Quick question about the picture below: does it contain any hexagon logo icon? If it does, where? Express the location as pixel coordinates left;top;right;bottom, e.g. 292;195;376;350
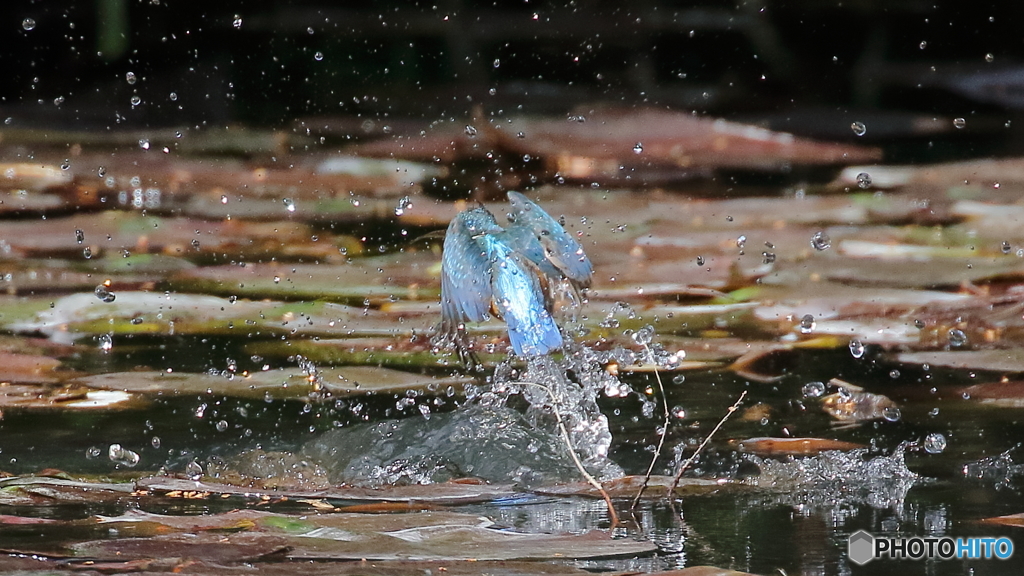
849;530;875;565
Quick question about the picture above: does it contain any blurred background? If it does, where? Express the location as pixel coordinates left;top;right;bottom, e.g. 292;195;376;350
5;0;1023;164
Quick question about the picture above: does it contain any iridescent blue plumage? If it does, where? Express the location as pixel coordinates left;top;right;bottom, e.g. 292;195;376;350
440;203;570;358
506;191;593;289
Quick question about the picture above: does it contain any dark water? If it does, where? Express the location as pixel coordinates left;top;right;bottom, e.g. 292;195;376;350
3;333;1024;575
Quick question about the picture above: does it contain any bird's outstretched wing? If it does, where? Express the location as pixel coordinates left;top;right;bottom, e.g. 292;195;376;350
506;191;593;288
440;208;500;333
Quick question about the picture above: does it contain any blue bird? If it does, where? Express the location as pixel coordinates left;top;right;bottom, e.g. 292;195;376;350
440;206;565;359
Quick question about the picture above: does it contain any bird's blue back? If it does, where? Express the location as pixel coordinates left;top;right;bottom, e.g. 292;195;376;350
480;234;563;356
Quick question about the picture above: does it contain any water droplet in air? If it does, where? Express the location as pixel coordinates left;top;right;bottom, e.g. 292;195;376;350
185;460;204;480
107;444;140;467
919;41;927;49
802;381;825;398
314;51;324;61
139;138;150;150
83;247;92;259
811;231;831;250
125;71;137;85
464;125;478;137
283;198;296;212
151;436;161;448
94;284;115;303
851;121;867;136
948;329;968;347
394;196;412;216
1002;241;1012;254
882;406;902;422
762;251;776;264
75;229;84;244
216;420;229;432
22;18;36;31
953;118;966;129
98;333;113;352
97;166;106;177
985;53;994;63
849;340;865;358
60;160;70;170
799;314;815;333
736;235;746;248
672;374;686;385
856;172;872;188
130;95;141;106
632;324;655;346
671;405;687;419
923;432;947;454
633;142;643;154
695;255;705;266
169;92;178;102
232;15;243;29
890;369;901;379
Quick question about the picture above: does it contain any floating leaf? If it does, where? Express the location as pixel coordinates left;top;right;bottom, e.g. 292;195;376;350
73;366;470;401
732;437;866;456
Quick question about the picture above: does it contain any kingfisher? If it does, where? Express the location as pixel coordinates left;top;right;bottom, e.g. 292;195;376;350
440;193;592;361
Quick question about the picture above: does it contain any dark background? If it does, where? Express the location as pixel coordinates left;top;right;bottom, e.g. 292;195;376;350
5;0;1023;160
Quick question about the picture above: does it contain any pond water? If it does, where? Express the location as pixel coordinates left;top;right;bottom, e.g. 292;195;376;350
3;149;1024;575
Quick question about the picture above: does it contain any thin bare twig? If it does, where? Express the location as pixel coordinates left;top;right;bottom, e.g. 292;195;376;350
668;390;747;497
630;342;671;511
522;381;620;528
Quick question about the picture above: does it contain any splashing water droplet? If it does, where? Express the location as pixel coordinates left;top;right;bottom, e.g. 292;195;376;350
394;196;412;216
856;172;872;188
810;231;831;251
851;121;867;136
802;381;826;398
94;284;116;303
671;405;687;419
633;142;643;154
849;340;865;359
923;433;947;454
98;333;113;352
953;118;966;129
283;198;296;212
882;406;902;422
948;329;968;347
799;314;816;333
632;324;655;346
107;444;140;467
185;460;204;480
232;15;242;29
22;18;36;31
125;71;137;85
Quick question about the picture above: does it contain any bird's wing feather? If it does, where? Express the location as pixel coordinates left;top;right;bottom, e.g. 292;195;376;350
507;191;593;288
440;211;494;328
